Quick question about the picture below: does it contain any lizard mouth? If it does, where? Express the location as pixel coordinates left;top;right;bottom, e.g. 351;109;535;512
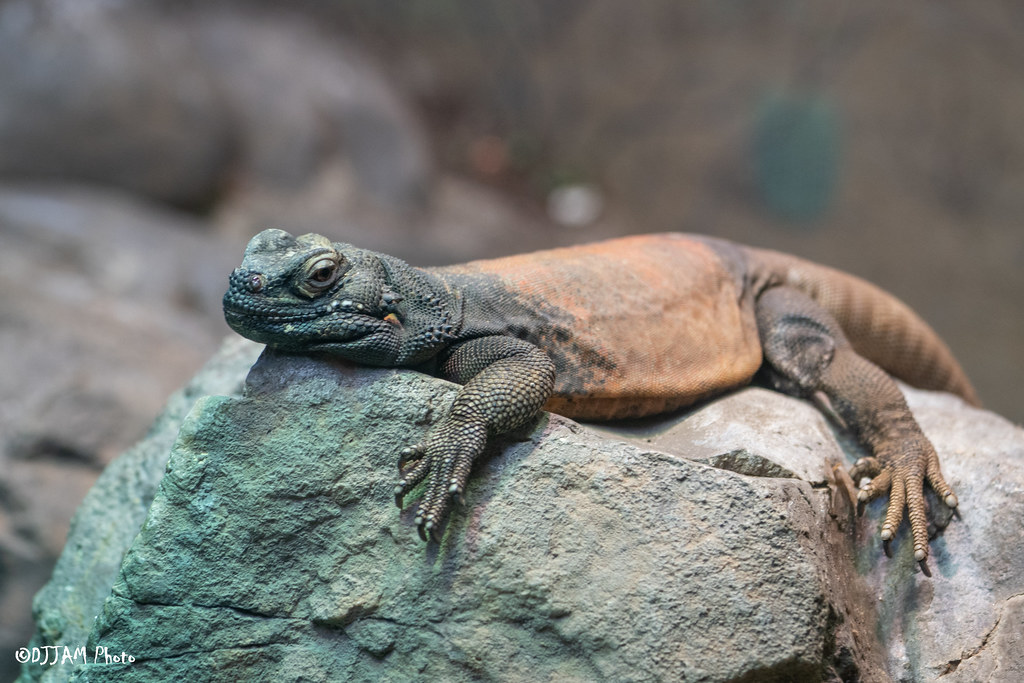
223;294;385;346
223;290;380;323
223;302;323;325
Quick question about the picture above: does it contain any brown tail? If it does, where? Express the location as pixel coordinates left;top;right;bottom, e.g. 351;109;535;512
746;247;980;406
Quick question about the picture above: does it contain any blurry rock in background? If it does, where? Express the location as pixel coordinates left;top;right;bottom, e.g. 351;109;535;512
0;0;429;212
0;183;231;672
1;0;1022;678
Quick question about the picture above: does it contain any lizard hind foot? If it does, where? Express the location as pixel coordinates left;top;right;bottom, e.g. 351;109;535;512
852;440;956;575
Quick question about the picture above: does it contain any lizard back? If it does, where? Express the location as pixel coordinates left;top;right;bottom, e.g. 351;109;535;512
435;234;763;420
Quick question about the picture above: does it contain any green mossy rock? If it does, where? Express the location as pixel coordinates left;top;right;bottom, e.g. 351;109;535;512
22;340;1024;682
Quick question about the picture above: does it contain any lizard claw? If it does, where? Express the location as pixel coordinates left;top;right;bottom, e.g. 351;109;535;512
919;558;932;577
415;516;431;542
850;456;882;518
394;444;431;508
414;507;448;543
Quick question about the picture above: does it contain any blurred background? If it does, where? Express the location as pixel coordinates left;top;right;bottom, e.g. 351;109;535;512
1;0;1021;674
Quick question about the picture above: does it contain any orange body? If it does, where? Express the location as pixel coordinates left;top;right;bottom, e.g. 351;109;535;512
438;234;763;420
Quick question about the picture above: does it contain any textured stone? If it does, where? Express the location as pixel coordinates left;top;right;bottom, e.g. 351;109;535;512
599;386;1024;682
20;348;1024;682
19;337;263;683
0;183;246;679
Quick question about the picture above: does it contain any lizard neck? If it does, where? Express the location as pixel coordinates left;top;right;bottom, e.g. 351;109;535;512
380;255;465;365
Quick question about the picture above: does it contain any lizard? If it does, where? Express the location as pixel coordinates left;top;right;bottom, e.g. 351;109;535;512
223;229;980;575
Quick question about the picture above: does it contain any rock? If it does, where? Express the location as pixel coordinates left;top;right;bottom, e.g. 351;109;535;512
187;6;432;212
19;337;263;683
20;347;1024;681
598;388;1024;681
0;2;229;208
0;182;241;466
0;1;431;211
0;0;561;264
0;182;245;682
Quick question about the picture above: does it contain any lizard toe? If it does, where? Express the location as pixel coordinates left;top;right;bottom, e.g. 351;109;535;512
394;455;431;508
879;466;907;548
415;499;450;543
829;460;859;518
398;444;426;468
925;446;959;509
849;456;882;486
855;467;891;517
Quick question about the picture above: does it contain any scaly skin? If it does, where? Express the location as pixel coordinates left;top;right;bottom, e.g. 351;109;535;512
224;230;978;574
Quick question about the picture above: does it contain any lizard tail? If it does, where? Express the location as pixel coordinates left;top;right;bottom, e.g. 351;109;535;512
747;247;981;407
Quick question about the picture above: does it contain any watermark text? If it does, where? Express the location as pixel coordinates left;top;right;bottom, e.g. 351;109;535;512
15;646;135;667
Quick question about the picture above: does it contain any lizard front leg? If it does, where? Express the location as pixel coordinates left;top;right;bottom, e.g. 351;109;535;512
394;335;556;541
755;287;957;575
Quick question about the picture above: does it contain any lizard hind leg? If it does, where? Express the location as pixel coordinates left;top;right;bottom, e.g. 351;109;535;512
754;286;956;576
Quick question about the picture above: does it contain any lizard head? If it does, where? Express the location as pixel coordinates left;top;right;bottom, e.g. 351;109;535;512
223;229;410;365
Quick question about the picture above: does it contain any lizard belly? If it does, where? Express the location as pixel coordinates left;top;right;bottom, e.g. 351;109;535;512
442;234;763;421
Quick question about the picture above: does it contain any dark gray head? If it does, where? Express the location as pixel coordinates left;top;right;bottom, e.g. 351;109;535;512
223;229;457;366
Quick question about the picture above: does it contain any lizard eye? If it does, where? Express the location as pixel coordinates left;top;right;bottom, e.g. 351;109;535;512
309;260;336;283
297;255;344;296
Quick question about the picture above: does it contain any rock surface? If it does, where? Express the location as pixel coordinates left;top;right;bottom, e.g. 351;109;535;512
19;337;263;683
0;183;245;674
21;344;1024;682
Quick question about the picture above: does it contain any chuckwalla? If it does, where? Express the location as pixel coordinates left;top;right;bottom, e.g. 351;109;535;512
224;230;979;575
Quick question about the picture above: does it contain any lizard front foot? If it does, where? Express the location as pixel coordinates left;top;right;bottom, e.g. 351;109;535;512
393;418;487;542
850;439;958;576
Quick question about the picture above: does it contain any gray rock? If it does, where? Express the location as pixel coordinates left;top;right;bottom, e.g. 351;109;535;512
19;337;263;683
0;1;430;210
0;2;229;208
20;347;1024;682
0;182;246;681
597;388;1024;682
